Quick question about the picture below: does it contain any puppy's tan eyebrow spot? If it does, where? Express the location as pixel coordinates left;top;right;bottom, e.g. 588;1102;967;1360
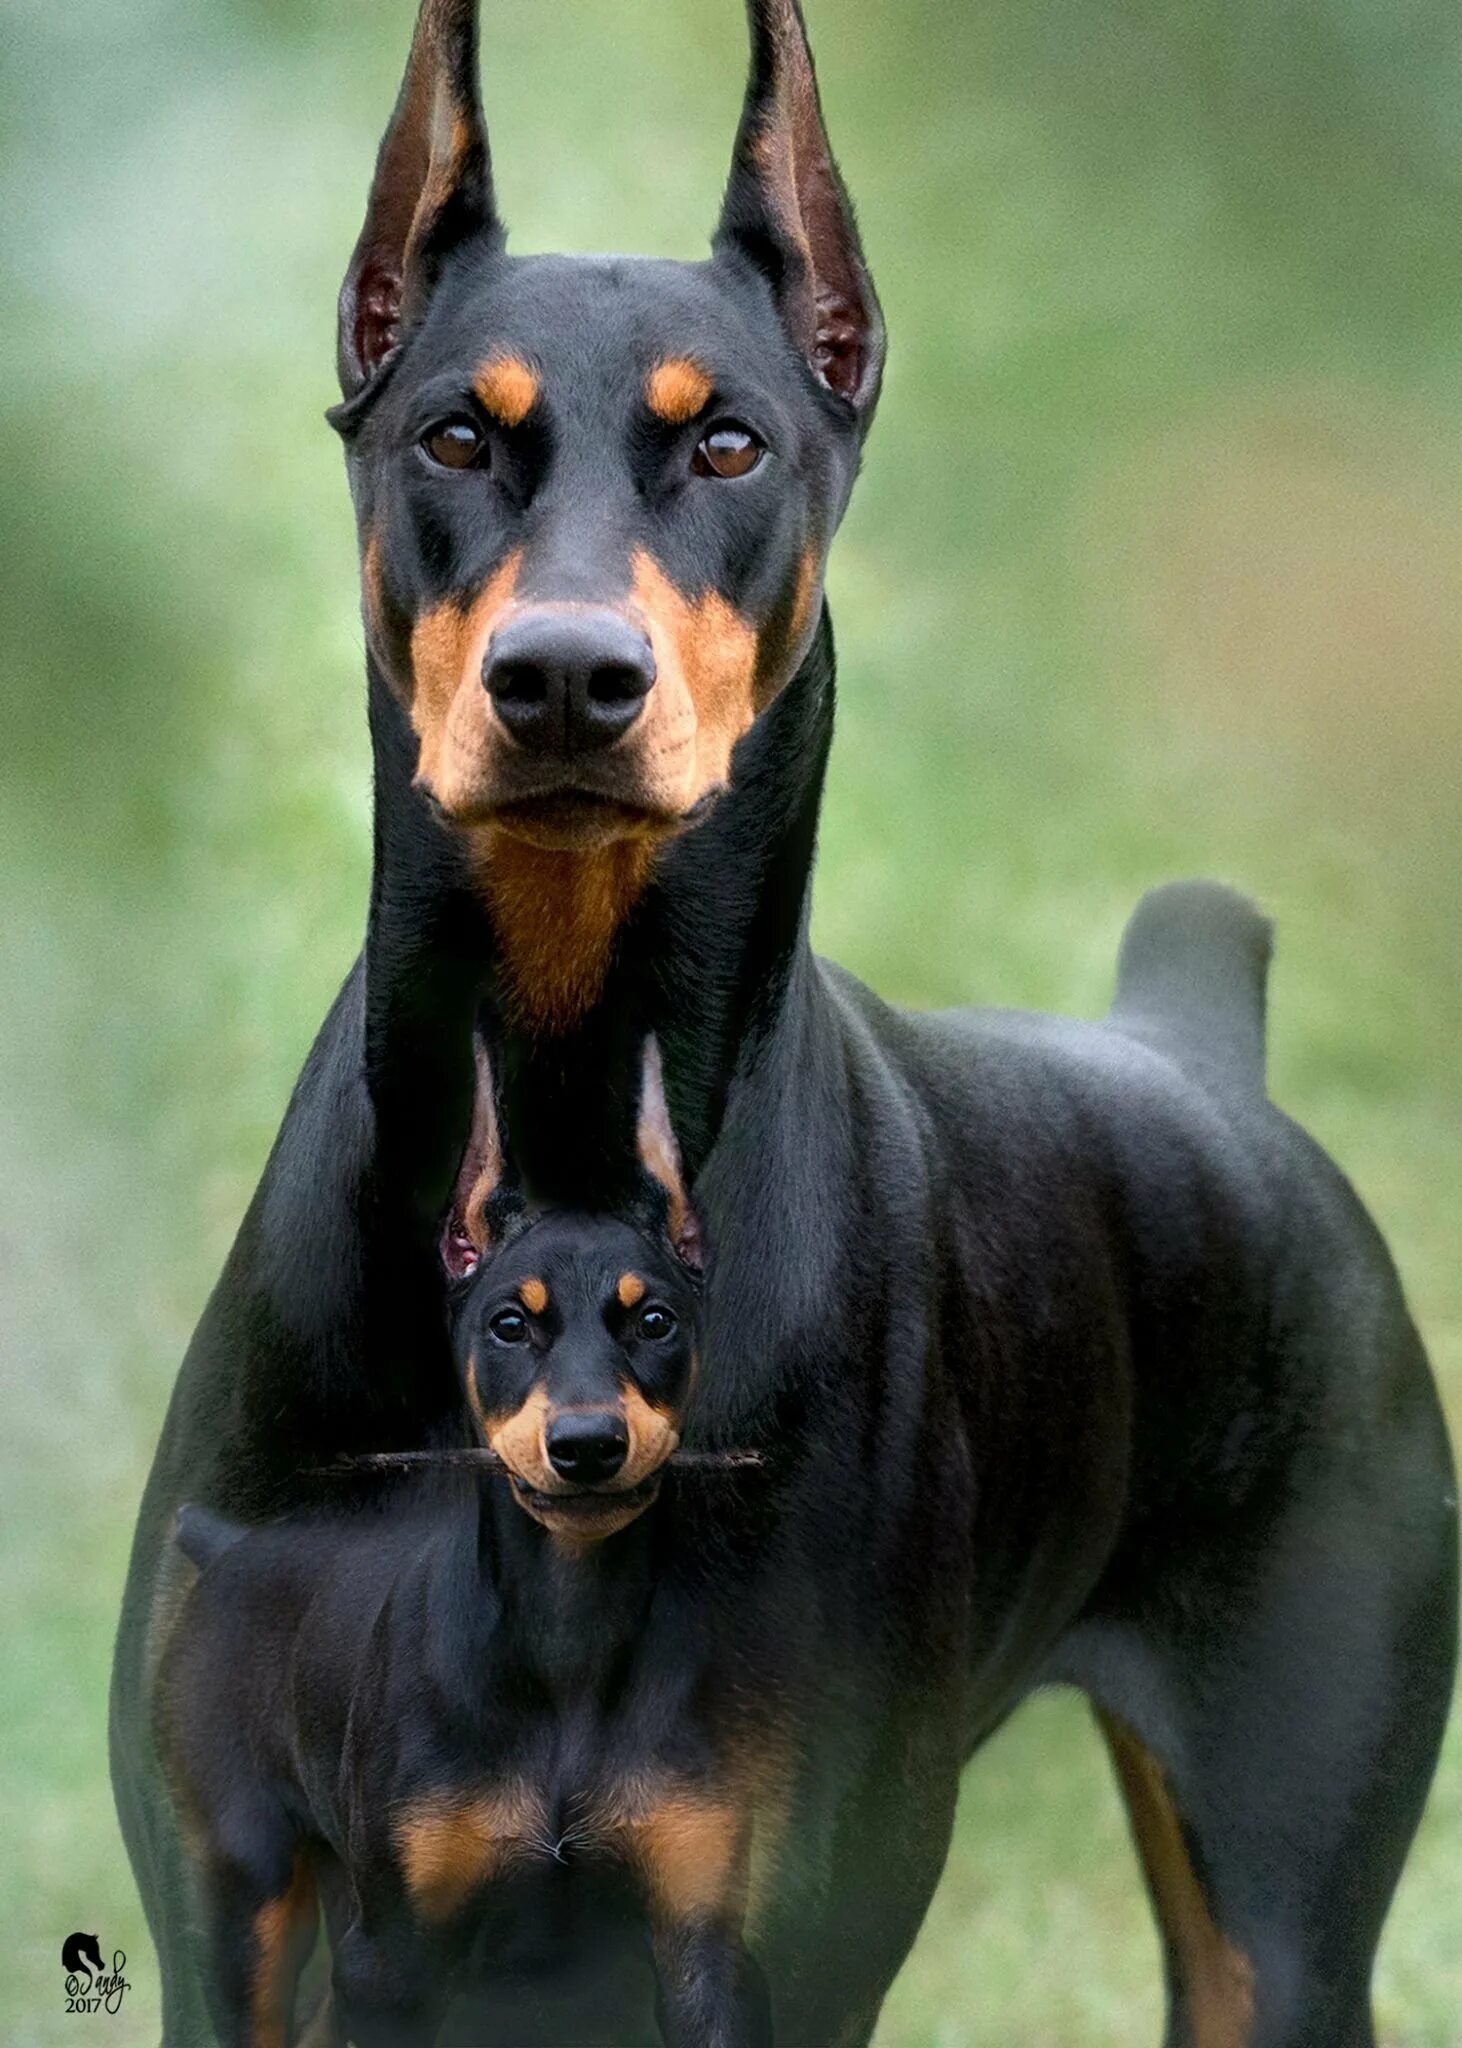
519;1278;549;1315
473;356;539;427
645;357;713;425
617;1272;646;1309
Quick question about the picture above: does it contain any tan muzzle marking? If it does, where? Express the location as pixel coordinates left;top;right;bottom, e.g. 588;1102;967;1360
408;549;525;815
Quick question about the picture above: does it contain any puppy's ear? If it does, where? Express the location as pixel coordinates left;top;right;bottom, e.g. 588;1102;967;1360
636;1037;703;1270
336;0;501;400
713;0;883;419
443;1037;505;1280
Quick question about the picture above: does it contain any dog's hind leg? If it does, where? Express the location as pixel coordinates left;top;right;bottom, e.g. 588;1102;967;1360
1062;1364;1456;2047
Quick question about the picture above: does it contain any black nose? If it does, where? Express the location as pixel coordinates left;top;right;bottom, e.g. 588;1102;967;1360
483;609;655;755
545;1410;630;1486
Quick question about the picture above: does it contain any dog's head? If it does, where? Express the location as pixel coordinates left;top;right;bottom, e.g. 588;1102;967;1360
330;0;882;858
443;1038;704;1542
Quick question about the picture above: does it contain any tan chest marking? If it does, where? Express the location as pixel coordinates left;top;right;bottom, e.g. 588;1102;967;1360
628;1792;744;1924
470;829;656;1034
395;1785;543;1923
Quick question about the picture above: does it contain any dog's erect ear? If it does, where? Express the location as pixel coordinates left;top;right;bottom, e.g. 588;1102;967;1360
714;0;883;417
337;0;501;399
443;1037;506;1280
636;1038;704;1270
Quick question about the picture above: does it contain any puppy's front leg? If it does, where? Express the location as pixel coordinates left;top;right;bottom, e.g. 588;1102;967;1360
653;1922;774;2048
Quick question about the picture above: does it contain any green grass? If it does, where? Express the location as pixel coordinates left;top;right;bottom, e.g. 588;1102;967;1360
1;0;1458;2039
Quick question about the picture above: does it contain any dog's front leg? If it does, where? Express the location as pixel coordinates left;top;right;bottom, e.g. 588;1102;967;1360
652;1922;774;2048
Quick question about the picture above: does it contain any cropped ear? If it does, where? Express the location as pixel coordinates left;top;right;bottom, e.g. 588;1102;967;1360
713;0;883;416
443;1037;506;1280
636;1038;703;1270
337;0;501;399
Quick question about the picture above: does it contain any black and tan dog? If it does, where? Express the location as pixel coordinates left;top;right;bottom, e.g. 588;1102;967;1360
157;1052;780;2048
114;2;1457;2043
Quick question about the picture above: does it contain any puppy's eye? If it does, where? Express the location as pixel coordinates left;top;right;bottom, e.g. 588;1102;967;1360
422;418;487;470
637;1305;677;1342
691;422;763;480
489;1307;528;1344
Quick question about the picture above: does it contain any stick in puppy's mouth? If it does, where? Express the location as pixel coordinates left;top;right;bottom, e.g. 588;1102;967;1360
311;1447;764;1477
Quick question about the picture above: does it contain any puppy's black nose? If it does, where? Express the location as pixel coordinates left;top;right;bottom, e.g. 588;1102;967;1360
483;610;655;755
545;1410;630;1486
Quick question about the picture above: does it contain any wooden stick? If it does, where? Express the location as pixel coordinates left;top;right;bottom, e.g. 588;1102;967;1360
311;1446;764;1478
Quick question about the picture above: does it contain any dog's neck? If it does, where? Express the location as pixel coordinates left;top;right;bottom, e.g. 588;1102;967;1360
362;614;836;1208
466;1473;668;1702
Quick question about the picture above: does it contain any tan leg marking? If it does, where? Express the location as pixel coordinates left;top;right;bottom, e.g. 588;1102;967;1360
646;358;713;425
249;1855;317;2048
1099;1712;1255;2048
473;355;539;428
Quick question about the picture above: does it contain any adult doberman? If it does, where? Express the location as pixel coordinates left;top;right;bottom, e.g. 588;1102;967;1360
112;1;1457;2043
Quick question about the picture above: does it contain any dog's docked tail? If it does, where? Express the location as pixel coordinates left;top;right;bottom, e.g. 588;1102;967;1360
1110;881;1273;1092
174;1504;248;1572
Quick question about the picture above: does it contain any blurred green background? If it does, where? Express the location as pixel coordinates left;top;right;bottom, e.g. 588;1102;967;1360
2;0;1459;2039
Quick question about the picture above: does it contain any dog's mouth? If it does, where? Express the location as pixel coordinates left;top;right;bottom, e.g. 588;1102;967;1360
509;1470;664;1537
431;766;728;850
490;790;675;852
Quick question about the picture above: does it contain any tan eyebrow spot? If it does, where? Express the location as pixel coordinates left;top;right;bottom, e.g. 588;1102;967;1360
617;1271;646;1309
646;357;713;425
473;355;539;427
519;1277;549;1315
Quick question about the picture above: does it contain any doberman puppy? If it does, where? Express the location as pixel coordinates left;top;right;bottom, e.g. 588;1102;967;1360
114;2;1458;2044
158;1051;777;2048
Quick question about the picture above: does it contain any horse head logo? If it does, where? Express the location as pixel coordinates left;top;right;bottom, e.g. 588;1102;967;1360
62;1933;104;1986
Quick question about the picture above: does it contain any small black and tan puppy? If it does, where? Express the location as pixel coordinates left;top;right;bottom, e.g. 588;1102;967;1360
156;1053;768;2048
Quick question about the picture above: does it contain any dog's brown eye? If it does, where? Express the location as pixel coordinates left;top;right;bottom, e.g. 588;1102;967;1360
422;418;486;470
692;423;763;479
489;1307;528;1344
637;1305;677;1341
